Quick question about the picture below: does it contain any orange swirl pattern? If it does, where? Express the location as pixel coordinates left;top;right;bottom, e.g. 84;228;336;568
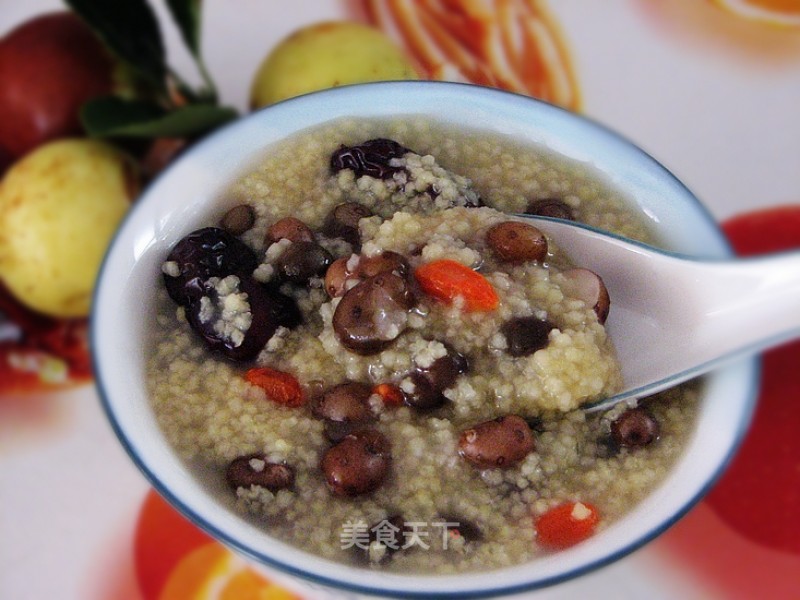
362;0;581;110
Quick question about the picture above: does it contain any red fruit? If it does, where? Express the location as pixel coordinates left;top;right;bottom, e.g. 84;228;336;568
706;205;800;555
0;12;114;158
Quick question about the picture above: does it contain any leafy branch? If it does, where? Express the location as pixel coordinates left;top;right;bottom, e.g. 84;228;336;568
66;0;236;139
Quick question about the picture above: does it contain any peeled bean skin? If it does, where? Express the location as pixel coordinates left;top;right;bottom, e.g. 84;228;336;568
561;268;610;324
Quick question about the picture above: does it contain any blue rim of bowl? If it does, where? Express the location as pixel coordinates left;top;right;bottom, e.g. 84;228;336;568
91;81;760;599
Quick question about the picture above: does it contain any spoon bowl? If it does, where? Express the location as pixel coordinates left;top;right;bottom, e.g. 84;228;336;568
522;216;800;411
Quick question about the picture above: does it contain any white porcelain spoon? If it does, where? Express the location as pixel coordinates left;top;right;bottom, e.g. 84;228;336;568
519;215;800;412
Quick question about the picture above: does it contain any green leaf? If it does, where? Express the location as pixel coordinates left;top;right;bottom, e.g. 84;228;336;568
66;0;167;91
165;0;202;57
81;97;237;138
165;0;218;102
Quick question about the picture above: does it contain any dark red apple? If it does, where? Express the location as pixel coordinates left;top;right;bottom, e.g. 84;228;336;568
0;12;114;158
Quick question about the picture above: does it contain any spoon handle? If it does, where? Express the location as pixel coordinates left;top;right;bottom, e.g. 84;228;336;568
690;251;800;368
589;250;800;412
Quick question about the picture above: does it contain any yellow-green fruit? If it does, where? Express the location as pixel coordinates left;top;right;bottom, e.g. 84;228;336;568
250;21;419;108
0;139;137;318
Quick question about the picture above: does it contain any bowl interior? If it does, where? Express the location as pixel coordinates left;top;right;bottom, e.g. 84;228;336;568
93;81;756;598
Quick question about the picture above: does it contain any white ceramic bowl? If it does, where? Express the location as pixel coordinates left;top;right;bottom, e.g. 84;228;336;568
93;82;757;598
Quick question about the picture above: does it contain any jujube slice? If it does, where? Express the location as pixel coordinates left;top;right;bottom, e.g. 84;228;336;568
163;227;258;306
330;138;410;179
186;277;300;361
404;347;469;411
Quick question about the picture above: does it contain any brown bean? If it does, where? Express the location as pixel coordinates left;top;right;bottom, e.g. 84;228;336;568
323;202;372;246
332;273;415;355
458;415;535;469
220;204;255;235
561;268;610;324
314;382;374;422
525;198;575;221
323;420;370;443
610;407;659;448
486;221;547;264
405;347;469;411
321;429;391;496
500;316;555;357
434;514;483;543
274;241;332;284
325;252;411;299
265;216;315;245
226;454;294;492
